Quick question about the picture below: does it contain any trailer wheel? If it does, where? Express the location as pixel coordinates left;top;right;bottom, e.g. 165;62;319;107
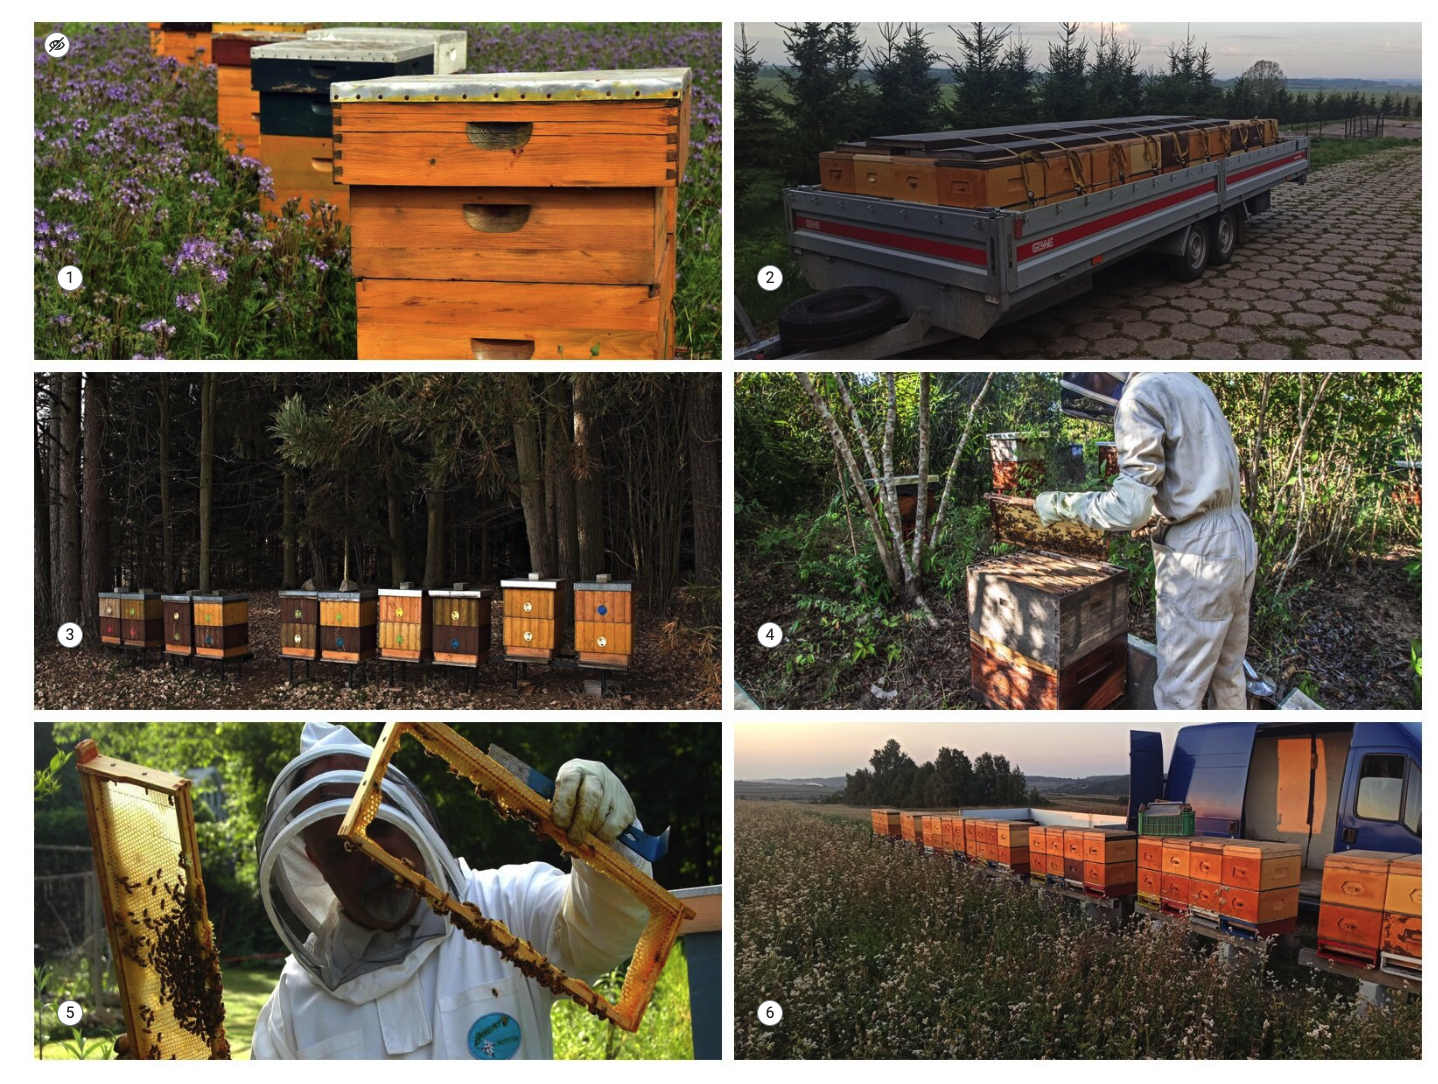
1168;225;1209;283
778;287;899;351
1209;211;1237;266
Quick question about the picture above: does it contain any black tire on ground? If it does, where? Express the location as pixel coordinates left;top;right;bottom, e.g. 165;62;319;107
1209;210;1237;266
778;287;899;352
1167;224;1209;283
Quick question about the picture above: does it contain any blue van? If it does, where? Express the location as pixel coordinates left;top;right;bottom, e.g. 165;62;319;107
1130;723;1421;904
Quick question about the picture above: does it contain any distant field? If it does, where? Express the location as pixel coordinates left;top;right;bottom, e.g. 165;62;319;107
750;797;1126;817
734;781;842;801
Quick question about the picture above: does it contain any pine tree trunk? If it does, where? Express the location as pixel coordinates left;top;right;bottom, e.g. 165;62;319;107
509;375;553;574
550;379;580;584
81;374;111;639
52;373;82;625
386;458;407;584
685;375;721;587
280;375;299;589
572;375;605;578
423;483;445;587
198;374;215;592
34;383;52;633
158;374;173;591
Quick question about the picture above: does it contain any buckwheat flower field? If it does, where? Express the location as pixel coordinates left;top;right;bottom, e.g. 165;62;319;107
735;804;1420;1059
34;22;720;360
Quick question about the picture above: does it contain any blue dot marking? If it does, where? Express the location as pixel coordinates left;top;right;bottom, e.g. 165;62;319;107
467;1012;520;1060
336;636;345;649
451;638;460;650
597;604;608;616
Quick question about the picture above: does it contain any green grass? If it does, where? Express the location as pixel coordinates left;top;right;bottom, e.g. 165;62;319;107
1305;136;1419;171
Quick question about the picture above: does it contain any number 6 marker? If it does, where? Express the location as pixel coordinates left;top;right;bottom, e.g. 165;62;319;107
757;1000;782;1025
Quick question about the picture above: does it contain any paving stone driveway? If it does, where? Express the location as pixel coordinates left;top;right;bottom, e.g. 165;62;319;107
917;145;1421;360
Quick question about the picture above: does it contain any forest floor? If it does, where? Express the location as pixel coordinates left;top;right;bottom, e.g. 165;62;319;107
34;590;721;711
735;538;1420;711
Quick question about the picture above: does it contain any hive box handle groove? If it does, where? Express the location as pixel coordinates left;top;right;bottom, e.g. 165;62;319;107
310;157;333;174
462;204;531;232
466;121;533;150
471;338;536;360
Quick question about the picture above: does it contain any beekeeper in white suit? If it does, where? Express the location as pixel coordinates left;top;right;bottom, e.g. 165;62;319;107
253;722;650;1060
1034;372;1257;709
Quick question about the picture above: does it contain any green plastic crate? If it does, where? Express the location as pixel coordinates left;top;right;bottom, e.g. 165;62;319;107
1137;807;1195;836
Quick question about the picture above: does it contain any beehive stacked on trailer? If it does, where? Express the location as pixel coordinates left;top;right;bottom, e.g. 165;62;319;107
1187;839;1227;921
817;115;1281;212
980;820;1000;863
1042;826;1066;880
1160;838;1193;915
1319;850;1410;967
1218;840;1301;935
162;593;194;658
279;589;319;660
923;816;945;853
212;30;307;155
501;576;565;662
319;588;378;664
151;22;212;66
899;812;925;847
871;809;901;839
249;39;437;221
119;591;163;649
98;591;123;645
1137;836;1166;908
192;592;248;659
993;821;1032;872
968;495;1128;710
378;585;430;662
1380;855;1421;979
430;585;491;667
1083;828;1137;897
574;575;633;670
329;68;690;360
963;818;979;859
1061;827;1087;885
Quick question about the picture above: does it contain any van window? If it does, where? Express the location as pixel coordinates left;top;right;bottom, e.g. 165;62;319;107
1403;764;1420;836
1355;754;1405;821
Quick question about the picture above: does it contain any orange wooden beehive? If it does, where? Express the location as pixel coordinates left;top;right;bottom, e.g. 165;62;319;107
871;809;901;838
118;591;163;648
1137;835;1166;871
923;817;945;852
1081;829;1137;896
501;576;565;662
899;812;925;845
378;585;431;662
574;576;633;670
154;23;212;67
331;68;690;360
212;30;307;155
319;588;378;663
98;590;123;645
1381;855;1421;965
191;591;249;659
161;593;194;657
1189;839;1226;884
279;589;319;660
430;585;491;668
1319;850;1408;966
1221;840;1302;892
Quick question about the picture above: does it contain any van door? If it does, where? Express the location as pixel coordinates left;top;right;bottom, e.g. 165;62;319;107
1340;743;1422;854
1167;724;1257;835
1129;731;1164;827
1244;727;1351;869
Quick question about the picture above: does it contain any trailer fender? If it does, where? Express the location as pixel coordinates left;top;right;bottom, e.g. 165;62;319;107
1150;224;1194;258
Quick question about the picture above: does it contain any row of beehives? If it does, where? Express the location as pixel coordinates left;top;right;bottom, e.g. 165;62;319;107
872;811;1304;934
98;576;633;670
1316;851;1421;979
819;117;1281;210
150;23;688;360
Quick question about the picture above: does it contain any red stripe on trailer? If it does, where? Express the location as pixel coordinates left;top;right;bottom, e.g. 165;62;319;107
792;213;988;267
1227;150;1308;185
1018;180;1217;262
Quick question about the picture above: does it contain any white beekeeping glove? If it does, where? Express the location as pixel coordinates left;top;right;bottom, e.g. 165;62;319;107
552;759;636;847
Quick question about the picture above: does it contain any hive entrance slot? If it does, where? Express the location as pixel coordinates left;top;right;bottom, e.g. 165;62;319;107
462;204;531;232
471;338;535;360
465;121;533;150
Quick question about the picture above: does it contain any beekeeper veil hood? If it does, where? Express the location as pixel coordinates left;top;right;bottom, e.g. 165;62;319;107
258;722;464;997
1060;372;1131;422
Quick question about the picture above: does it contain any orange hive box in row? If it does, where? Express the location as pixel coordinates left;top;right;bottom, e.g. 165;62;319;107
900;812;925;846
871;809;901;838
993;821;1032;871
923;817;945;852
1082;828;1137;897
212;30;307;155
1319;850;1413;967
573;575;633;671
1381;855;1421;977
377;584;430;662
329;68;690;360
429;584;491;669
1187;839;1228;916
501;575;565;663
1041;826;1065;879
1217;840;1301;935
319;588;378;664
149;22;211;67
1137;835;1166;904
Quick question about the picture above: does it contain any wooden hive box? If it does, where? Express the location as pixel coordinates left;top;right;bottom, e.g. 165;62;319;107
1160;839;1193;911
968;495;1128;710
899;812;922;845
1162;838;1193;878
1043;826;1066;857
1382;855;1421;961
501;576;565;661
980;821;998;846
430;584;491;667
1319;851;1409;965
923;817;945;852
212;30;307;155
1138;836;1166;871
938;816;955;853
1137;865;1162;900
872;809;901;838
319;588;378;663
574;575;633;670
1219;884;1299;932
1188;878;1223;914
305;27;468;74
191;591;249;659
995;821;1032;849
161;592;194;657
156;23;212;66
964;819;978;851
378;585;430;661
330;68;691;360
250;39;435;220
818;150;856;193
119;591;163;648
1083;829;1137;865
98;590;123;645
1221;840;1302;892
1189;839;1227;884
950;816;967;855
214;22;323;33
1026;825;1047;855
279;589;319;659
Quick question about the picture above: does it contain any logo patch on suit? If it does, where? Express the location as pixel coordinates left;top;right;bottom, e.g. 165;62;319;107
467;1012;521;1060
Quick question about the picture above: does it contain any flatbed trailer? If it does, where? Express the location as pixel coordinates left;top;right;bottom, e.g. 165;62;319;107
739;137;1309;359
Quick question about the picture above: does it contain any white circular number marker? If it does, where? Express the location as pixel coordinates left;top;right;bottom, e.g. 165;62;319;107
757;622;783;648
45;33;70;58
757;1000;782;1026
58;265;83;291
57;1001;82;1026
57;623;83;648
757;265;783;292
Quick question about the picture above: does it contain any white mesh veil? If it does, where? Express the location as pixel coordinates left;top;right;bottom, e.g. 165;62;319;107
257;723;465;993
